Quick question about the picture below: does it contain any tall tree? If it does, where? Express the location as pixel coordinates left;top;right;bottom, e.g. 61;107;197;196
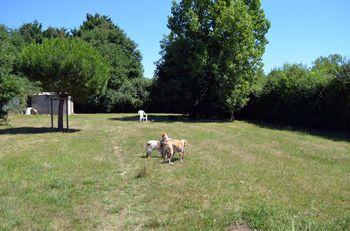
19;20;43;43
153;0;269;119
311;54;346;76
43;27;69;39
74;13;146;112
19;38;110;131
0;25;36;120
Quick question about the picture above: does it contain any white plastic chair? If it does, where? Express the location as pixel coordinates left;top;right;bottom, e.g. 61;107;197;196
138;110;148;122
25;107;38;115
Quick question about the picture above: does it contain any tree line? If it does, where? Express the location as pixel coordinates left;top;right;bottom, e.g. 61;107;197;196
242;55;350;131
0;0;349;131
0;13;150;129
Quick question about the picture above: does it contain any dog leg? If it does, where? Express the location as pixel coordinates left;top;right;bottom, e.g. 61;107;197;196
167;153;173;164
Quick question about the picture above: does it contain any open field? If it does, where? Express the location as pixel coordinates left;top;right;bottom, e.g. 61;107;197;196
0;114;349;230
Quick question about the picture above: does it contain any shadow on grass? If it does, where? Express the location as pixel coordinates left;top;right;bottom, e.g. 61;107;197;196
161;157;181;164
139;154;181;163
109;114;350;142
108;114;231;123
0;127;81;135
140;155;164;159
247;120;350;142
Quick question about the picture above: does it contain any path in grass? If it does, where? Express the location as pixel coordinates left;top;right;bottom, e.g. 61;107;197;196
0;114;349;230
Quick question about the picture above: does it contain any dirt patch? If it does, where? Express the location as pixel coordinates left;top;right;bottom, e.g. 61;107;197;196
228;221;255;231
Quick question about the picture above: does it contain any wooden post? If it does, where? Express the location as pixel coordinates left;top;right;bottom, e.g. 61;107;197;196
66;97;69;131
50;96;54;129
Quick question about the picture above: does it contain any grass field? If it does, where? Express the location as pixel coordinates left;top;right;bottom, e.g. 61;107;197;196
0;114;349;230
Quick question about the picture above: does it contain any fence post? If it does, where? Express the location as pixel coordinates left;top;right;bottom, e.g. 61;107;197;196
50;96;53;129
66;97;69;131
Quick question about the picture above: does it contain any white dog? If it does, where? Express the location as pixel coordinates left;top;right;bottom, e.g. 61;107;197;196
146;133;174;159
146;140;161;158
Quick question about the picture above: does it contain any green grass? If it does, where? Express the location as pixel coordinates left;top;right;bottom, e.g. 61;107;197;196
0;114;349;230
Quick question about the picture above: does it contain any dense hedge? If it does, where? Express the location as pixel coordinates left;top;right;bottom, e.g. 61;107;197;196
242;62;350;131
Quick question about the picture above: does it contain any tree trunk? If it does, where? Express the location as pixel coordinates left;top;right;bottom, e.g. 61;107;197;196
57;98;64;131
230;110;235;121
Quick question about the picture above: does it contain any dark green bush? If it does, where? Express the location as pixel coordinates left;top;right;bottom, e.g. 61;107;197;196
242;62;350;131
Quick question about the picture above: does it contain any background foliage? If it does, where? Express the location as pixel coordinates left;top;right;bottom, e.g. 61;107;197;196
0;7;349;131
241;55;350;131
19;38;110;102
0;25;39;119
73;14;149;112
151;0;270;119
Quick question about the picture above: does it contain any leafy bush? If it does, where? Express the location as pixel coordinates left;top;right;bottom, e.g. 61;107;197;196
242;61;350;131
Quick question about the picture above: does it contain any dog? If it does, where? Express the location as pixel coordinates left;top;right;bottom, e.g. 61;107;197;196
159;133;172;158
162;139;190;164
145;140;161;158
145;133;173;158
161;133;171;142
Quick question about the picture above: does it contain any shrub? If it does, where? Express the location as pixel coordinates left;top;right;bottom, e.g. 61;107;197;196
243;62;350;131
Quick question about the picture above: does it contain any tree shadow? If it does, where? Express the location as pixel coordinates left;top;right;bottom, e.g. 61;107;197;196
247;120;350;142
0;127;81;135
109;114;350;142
108;114;230;123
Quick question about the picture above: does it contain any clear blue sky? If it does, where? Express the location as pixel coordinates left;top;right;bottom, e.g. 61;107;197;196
1;0;349;77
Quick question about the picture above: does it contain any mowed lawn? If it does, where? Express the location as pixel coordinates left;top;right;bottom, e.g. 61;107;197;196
0;114;349;230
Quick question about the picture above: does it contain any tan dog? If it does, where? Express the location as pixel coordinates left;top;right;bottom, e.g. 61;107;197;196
160;133;172;159
162;139;189;164
161;133;171;142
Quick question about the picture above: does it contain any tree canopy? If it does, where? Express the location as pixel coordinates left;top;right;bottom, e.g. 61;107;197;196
311;54;346;76
152;0;270;119
19;20;43;44
19;38;110;100
73;13;147;112
0;25;37;119
18;38;110;130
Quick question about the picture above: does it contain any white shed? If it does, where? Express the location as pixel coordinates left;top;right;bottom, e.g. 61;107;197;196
30;92;74;115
